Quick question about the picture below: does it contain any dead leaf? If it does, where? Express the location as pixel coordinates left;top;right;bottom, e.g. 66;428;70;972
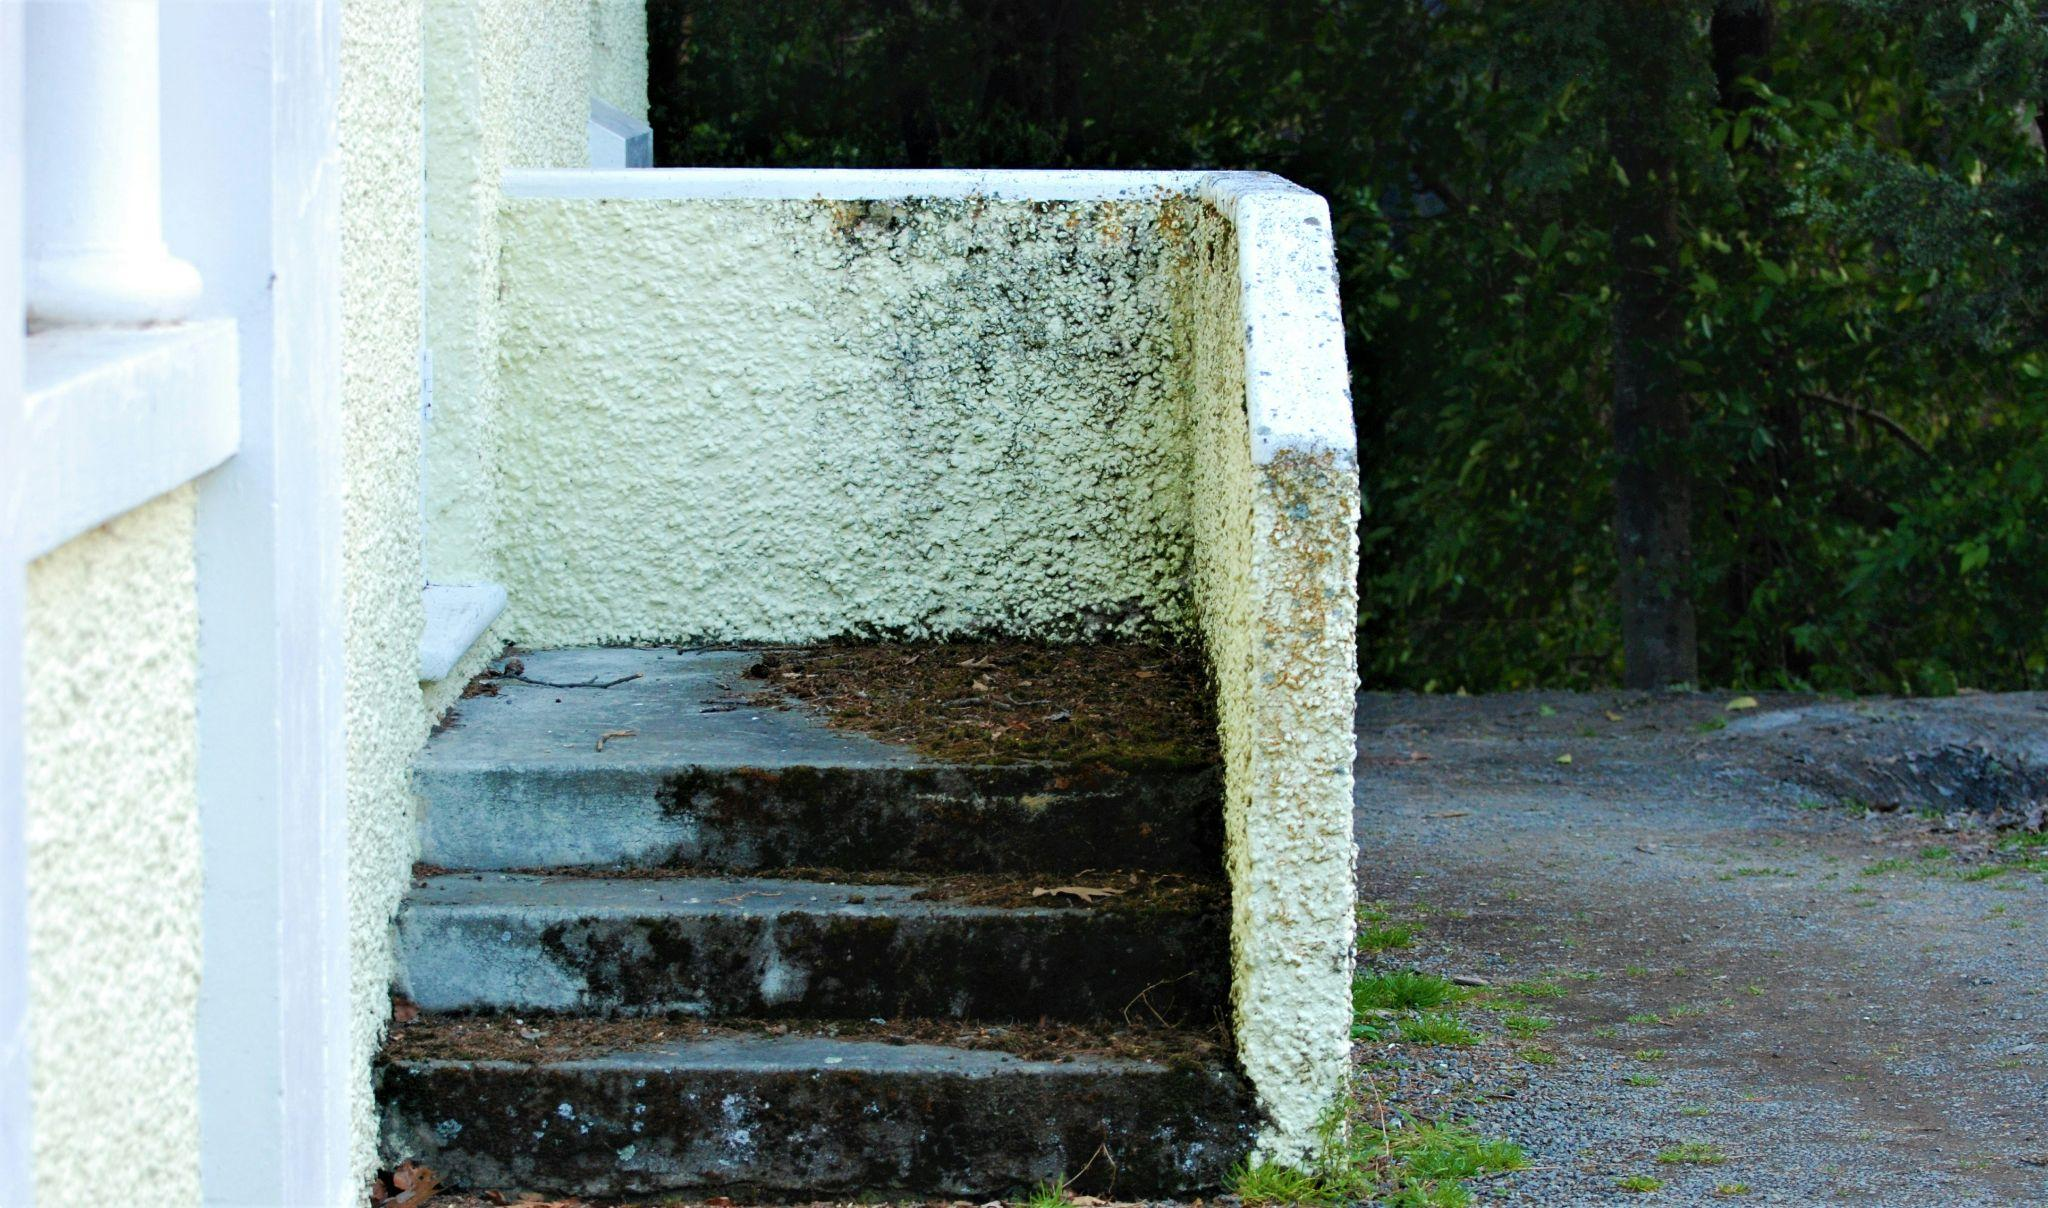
1556;753;1574;764
390;994;419;1026
1725;695;1760;711
706;1198;736;1208
1032;885;1123;904
374;1161;439;1207
1605;710;1624;722
594;729;636;752
1071;1198;1110;1206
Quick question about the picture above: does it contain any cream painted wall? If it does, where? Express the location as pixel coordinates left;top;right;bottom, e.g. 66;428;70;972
493;195;1193;647
422;0;595;588
341;0;428;1188
587;0;648;122
23;487;202;1207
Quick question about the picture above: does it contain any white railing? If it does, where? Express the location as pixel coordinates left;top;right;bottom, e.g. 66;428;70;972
25;0;199;327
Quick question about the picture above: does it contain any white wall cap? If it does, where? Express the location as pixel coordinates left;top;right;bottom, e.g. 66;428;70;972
1197;174;1356;466
23;320;240;559
420;581;506;682
587;98;652;170
502;166;1250;202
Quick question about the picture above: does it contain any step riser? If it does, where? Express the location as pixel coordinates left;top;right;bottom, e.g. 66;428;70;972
378;1055;1254;1198
396;905;1228;1022
417;763;1223;875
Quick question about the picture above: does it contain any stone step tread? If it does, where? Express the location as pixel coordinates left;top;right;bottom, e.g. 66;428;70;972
416;648;1221;875
402;871;1213;917
378;1031;1251;1198
394;873;1228;1021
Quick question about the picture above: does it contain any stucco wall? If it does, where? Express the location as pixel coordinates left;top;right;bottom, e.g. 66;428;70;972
422;0;595;587
341;0;428;1188
23;488;202;1206
493;193;1193;646
587;0;648;122
1171;191;1359;1161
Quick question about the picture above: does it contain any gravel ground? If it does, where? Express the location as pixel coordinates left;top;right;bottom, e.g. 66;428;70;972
1356;689;2047;1206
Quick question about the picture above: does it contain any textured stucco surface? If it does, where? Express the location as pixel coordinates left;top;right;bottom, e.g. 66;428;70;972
422;0;594;587
23;488;202;1206
587;0;648;122
494;195;1193;646
342;0;428;1187
1172;188;1360;1161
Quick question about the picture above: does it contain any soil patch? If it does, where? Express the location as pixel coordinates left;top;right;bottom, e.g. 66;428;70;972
383;1012;1228;1069
739;641;1217;767
412;863;1224;915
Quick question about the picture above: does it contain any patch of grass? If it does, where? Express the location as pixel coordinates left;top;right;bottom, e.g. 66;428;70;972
1502;1014;1554;1038
1523;1048;1559;1065
1716;1182;1753;1195
1400;1013;1479;1047
1394;1123;1529;1182
1617;1174;1665;1192
1666;1002;1710;1018
1356;971;1468;1012
1919;845;1954;861
1625;964;1651;977
1998;830;2048;851
1232;1094;1523;1208
1634;1048;1669;1061
1657;1142;1728;1165
1623;1072;1662;1087
1679;1104;1712;1117
1360;923;1419;952
1743;982;1767;996
1626;1013;1663;1025
1506;978;1568;1000
1957;865;2008;882
1593;1026;1620;1039
1864;857;1915;875
1729;866;1792;877
1695;717;1728;733
1230;1161;1325;1205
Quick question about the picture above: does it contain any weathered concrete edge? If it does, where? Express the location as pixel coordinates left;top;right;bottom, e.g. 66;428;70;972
1195;174;1356;468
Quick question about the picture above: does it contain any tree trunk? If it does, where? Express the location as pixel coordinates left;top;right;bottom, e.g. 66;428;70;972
1605;4;1698;688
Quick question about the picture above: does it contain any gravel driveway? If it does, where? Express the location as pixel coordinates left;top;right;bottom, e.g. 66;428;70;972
1355;690;2047;1206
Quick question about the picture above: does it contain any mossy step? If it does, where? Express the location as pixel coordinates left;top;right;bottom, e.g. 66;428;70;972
394;873;1227;1022
417;647;1221;874
377;1029;1253;1199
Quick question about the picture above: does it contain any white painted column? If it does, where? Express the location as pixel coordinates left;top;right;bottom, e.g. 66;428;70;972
24;0;200;326
2;6;37;1203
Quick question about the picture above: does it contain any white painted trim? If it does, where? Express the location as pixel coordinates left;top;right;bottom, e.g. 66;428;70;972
166;0;353;1200
0;7;37;1202
21;322;240;559
420;582;506;682
1197;174;1357;466
502;166;1230;201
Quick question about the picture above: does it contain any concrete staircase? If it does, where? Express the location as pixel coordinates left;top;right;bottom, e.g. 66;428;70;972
377;648;1252;1199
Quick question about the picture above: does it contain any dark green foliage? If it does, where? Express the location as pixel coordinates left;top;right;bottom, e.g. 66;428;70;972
649;0;2048;692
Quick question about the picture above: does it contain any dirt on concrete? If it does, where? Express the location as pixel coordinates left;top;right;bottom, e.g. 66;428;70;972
740;641;1217;768
1354;689;2046;1206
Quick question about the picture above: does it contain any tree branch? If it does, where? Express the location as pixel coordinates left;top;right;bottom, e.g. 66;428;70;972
1797;389;1937;464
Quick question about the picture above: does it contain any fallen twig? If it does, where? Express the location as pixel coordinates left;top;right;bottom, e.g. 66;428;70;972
507;672;642;690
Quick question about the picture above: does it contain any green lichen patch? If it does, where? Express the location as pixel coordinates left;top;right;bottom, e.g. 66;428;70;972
743;641;1217;768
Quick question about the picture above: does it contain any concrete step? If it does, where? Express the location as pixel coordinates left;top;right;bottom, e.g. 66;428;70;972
378;1028;1252;1199
395;873;1228;1023
416;647;1221;874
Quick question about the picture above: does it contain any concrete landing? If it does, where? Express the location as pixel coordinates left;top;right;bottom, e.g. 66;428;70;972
417;647;1222;873
378;1032;1253;1198
394;873;1228;1022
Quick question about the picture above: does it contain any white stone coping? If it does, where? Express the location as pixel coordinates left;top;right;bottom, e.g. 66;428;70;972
420;581;506;682
499;168;1355;465
22;320;240;560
